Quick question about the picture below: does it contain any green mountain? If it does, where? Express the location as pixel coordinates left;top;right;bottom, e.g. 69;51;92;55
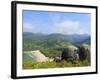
23;32;90;57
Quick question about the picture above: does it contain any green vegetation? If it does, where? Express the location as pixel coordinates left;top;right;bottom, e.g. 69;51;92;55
23;33;71;57
23;53;90;69
23;60;90;69
23;32;91;69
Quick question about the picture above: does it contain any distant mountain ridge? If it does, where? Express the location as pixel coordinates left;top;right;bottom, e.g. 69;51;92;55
23;32;90;45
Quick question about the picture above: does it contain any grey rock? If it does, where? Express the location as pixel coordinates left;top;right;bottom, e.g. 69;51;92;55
54;56;61;62
61;45;79;61
78;44;90;61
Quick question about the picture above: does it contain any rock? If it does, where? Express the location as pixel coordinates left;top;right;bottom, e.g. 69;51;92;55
78;44;90;61
24;50;48;62
61;45;79;61
54;56;61;62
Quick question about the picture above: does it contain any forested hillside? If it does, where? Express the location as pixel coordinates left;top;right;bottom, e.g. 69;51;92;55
23;32;90;57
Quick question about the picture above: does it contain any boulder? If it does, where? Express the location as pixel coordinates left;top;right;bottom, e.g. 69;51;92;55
61;45;79;61
78;44;90;61
24;50;48;62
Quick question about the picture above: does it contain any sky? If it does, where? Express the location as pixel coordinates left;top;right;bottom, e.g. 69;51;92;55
23;10;91;35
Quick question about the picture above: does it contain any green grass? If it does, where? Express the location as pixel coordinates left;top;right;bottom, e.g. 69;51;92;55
23;52;90;69
23;60;90;69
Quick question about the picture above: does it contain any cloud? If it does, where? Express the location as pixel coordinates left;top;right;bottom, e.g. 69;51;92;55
23;22;49;34
23;20;89;35
52;20;87;35
23;23;34;32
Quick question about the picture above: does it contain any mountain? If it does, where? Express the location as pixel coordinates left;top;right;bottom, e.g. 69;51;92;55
23;32;90;45
23;32;71;50
23;32;90;57
64;34;90;45
82;37;90;44
23;32;45;39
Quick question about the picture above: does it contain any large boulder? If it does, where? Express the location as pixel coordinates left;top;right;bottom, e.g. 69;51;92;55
61;45;79;61
78;44;90;61
24;50;48;62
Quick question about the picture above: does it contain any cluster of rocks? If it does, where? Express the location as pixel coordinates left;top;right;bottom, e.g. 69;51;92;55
24;44;90;63
55;44;90;62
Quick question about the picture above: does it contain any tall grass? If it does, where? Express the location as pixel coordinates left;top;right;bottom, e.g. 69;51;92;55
23;60;90;69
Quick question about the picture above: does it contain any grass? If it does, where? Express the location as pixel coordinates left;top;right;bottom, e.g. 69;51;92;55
23;53;91;69
23;60;90;69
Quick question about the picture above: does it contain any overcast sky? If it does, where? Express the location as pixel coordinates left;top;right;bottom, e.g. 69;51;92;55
23;10;91;35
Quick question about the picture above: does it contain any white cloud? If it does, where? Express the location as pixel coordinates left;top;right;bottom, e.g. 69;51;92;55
52;20;87;35
23;20;89;35
23;23;34;32
23;23;48;34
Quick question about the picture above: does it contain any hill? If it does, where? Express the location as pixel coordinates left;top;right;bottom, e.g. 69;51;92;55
23;32;90;57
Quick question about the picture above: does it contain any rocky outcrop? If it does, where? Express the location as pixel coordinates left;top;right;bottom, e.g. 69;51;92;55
24;44;90;63
61;44;90;62
78;44;90;61
61;45;79;61
24;50;48;62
